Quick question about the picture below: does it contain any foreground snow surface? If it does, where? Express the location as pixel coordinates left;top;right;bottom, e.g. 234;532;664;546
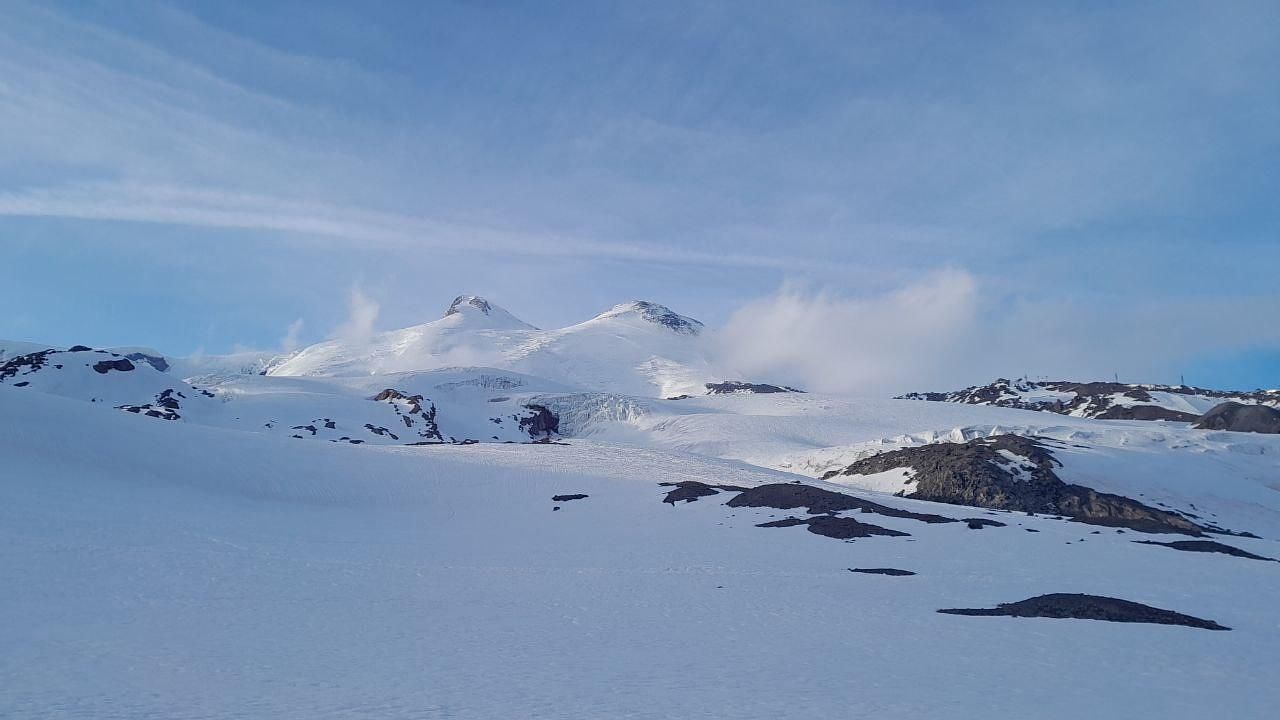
3;387;1280;719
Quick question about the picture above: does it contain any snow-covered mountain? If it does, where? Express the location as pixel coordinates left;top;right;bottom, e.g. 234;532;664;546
4;298;1280;718
270;295;718;398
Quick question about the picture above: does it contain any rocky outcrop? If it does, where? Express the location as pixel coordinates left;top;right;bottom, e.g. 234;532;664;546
371;388;443;441
0;349;56;381
123;352;169;372
849;568;916;576
92;358;136;374
757;515;909;540
629;301;703;335
117;389;186;420
518;404;560;439
724;483;956;524
938;593;1229;630
551;494;588;502
1194;402;1280;434
705;381;805;395
1096;405;1198;422
660;481;747;504
827;435;1205;535
445;295;494;316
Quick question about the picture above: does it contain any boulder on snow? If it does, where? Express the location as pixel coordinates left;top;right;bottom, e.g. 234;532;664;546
1193;402;1280;434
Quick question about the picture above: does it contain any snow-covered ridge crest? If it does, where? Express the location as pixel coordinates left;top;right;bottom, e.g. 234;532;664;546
899;377;1280;421
591;300;704;335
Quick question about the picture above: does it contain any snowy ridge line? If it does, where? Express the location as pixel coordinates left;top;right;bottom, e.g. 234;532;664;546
900;377;1280;421
264;295;722;397
772;421;1279;480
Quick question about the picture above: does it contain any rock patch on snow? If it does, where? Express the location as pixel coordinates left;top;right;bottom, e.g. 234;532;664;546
1134;540;1276;562
92;358;136;374
724;483;956;524
705;381;804;395
758;515;909;540
938;593;1230;630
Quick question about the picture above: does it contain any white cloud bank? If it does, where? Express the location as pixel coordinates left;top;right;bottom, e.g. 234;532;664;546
714;271;1280;395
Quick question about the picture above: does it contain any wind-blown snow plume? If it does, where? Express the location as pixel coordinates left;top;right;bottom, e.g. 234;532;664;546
332;287;380;345
280;318;305;352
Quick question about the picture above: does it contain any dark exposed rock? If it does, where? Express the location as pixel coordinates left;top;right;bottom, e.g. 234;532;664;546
13;381;28;387
966;518;1006;529
849;567;916;576
828;435;1205;536
518;404;559;439
666;394;694;400
705;381;805;395
725;483;956;523
661;481;953;542
757;515;909;540
364;423;400;440
552;494;589;502
938;593;1229;630
1;349;56;381
659;480;747;505
155;389;180;409
67;345;93;352
625;301;703;335
372;388;442;442
123;352;169;372
445;295;494;316
92;358;135;374
1096;405;1199;422
115;388;186;421
1193;402;1280;434
1134;540;1276;562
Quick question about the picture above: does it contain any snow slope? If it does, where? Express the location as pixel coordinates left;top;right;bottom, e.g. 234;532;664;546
5;297;1280;718
3;385;1280;719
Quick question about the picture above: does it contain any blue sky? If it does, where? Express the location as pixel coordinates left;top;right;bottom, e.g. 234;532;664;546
1;0;1277;390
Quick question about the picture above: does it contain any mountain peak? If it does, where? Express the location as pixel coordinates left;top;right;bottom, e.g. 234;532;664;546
596;301;704;335
445;295;495;318
440;295;536;331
